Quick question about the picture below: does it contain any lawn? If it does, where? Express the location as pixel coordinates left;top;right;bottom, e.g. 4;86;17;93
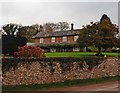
45;52;120;57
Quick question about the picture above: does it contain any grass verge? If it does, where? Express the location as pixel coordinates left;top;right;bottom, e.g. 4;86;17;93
3;76;120;91
45;52;120;57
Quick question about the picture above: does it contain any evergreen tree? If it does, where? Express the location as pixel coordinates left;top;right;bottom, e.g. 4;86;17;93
77;14;119;53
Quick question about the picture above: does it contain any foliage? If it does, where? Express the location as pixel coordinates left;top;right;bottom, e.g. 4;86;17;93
95;14;118;52
2;56;103;72
2;35;27;54
43;22;57;32
2;22;70;43
43;22;70;31
14;45;45;57
2;23;38;42
17;26;38;42
2;23;22;35
77;23;97;48
77;14;119;53
57;22;69;31
41;44;79;48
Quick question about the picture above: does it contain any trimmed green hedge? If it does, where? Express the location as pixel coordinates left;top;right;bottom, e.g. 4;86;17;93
2;57;104;72
40;44;80;49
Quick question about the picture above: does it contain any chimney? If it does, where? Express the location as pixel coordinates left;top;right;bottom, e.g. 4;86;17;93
71;23;74;30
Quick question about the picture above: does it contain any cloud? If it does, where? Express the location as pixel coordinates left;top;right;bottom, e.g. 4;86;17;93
0;0;119;2
1;2;118;29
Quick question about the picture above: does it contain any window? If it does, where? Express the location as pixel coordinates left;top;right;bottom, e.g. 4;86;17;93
74;36;79;41
40;38;43;43
51;37;55;42
63;36;67;42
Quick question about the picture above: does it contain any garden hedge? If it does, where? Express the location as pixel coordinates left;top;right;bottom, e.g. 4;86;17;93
2;57;104;72
2;35;27;54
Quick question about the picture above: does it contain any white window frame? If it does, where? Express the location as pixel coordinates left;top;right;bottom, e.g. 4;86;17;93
74;35;79;41
63;36;67;42
51;37;55;43
40;38;43;43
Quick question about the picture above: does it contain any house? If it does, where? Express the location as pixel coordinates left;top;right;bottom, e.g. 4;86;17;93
32;24;81;52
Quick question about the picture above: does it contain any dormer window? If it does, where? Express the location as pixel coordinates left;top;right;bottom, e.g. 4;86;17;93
51;37;55;42
63;36;67;42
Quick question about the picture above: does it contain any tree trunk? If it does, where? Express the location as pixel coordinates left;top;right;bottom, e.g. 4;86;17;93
98;47;101;53
85;47;88;52
104;48;108;52
86;47;88;52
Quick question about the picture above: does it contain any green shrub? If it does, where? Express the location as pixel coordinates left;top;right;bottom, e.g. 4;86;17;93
2;35;27;55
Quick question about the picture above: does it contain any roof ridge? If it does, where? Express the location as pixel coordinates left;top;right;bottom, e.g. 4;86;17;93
32;29;80;38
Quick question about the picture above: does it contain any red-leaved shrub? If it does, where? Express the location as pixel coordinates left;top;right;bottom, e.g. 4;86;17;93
14;45;45;57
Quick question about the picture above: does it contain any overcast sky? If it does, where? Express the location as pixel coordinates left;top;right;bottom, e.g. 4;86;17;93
0;1;118;29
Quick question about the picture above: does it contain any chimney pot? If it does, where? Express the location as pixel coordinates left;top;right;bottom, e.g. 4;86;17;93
71;23;74;30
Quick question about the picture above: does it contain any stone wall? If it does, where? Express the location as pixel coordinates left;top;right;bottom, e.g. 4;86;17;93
2;57;119;85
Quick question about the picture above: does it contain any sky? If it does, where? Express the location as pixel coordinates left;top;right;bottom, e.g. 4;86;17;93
0;0;118;30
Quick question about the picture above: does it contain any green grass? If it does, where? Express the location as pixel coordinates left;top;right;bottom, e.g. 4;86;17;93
103;52;120;57
45;52;120;57
3;76;120;91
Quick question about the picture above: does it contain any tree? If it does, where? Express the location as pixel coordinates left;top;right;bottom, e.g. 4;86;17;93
43;22;69;32
17;25;38;42
31;24;44;33
2;23;27;54
57;22;69;31
43;22;57;32
77;14;119;53
2;23;21;35
77;22;98;51
95;14;118;53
